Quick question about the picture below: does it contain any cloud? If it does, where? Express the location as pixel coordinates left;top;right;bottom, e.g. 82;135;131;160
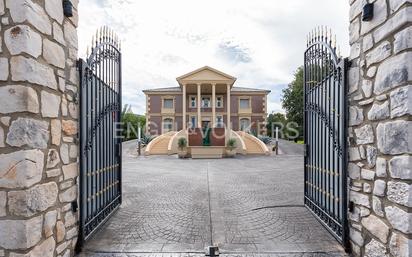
78;0;349;115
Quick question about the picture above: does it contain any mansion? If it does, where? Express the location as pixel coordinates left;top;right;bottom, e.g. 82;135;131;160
143;66;270;135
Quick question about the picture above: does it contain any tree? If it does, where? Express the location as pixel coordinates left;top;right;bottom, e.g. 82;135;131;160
121;110;146;141
281;67;304;139
266;112;286;138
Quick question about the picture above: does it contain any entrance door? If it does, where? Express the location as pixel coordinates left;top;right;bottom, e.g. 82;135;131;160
77;27;122;249
303;30;349;248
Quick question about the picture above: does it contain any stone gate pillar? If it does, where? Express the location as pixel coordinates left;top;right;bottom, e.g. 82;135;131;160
0;0;79;256
348;0;411;256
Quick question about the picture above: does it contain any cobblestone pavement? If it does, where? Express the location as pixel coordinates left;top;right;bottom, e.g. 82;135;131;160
80;142;346;256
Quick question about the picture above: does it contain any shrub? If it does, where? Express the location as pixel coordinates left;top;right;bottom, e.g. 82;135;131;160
141;134;155;146
227;138;237;150
177;137;187;150
258;135;273;145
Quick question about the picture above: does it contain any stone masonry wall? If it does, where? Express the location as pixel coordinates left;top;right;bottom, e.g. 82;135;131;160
348;0;411;256
0;1;79;257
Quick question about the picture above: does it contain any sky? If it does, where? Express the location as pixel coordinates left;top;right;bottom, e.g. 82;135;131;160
78;0;350;115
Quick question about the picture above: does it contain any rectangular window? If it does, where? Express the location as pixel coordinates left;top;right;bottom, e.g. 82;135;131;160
239;99;250;109
190;96;196;108
216;96;223;108
163;99;174;109
202;97;211;108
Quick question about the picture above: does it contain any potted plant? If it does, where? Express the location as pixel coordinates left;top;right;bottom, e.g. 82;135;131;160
177;137;188;158
226;138;237;157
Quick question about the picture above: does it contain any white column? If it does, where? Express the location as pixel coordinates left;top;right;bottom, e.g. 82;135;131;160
226;83;231;130
182;83;186;130
197;83;201;128
212;83;216;128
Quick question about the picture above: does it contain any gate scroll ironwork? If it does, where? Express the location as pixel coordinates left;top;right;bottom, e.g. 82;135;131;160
77;26;122;247
303;27;349;249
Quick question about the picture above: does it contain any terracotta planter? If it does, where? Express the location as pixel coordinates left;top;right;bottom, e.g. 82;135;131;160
226;148;236;157
178;149;187;158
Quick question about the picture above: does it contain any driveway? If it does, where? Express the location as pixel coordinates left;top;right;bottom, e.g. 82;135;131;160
79;141;346;256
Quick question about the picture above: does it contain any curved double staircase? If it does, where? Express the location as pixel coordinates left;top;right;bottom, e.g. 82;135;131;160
145;129;269;156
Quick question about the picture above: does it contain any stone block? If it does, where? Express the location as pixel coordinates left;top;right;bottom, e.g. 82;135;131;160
62;163;78;180
361;215;390;243
64;21;78;49
44;210;57;237
51;119;61;146
349;162;361;179
394;26;412;54
45;0;64;24
349;106;364;126
373;180;386;196
385;205;412;233
377;120;411;155
365;41;391;67
354;124;374;145
350;190;370;208
41;91;61;118
53;22;66;45
390;85;412;118
6;118;49;149
11;56;57;89
4;25;42;57
389;232;411;257
0;57;8;81
375;157;387;177
350;228;364;246
374;52;412;95
43;38;65;69
389;155;412;179
0;85;39;114
6;0;52;35
372;196;384;217
9;236;55;257
374;6;412;43
59;185;77;203
387;181;411;207
62;120;77;136
46;168;61;178
0;191;6;216
366;146;377;168
8;182;58;217
0;216;42;249
365;239;389;257
0;149;43;188
56;221;66;243
361;169;375;180
367;101;389;120
46;149;60;169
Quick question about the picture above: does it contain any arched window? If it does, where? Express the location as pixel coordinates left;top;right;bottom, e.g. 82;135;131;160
240;118;251;132
162;118;173;132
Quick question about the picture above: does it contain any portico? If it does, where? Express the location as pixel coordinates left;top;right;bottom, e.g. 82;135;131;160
176;66;236;130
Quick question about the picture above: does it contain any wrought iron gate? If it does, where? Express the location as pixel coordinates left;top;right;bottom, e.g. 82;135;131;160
78;27;122;246
303;28;349;248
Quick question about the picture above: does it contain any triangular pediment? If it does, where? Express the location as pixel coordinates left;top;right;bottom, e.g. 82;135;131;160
176;66;236;83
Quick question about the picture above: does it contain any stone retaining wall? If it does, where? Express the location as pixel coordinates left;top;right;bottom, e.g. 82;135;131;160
0;0;79;257
348;0;411;256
